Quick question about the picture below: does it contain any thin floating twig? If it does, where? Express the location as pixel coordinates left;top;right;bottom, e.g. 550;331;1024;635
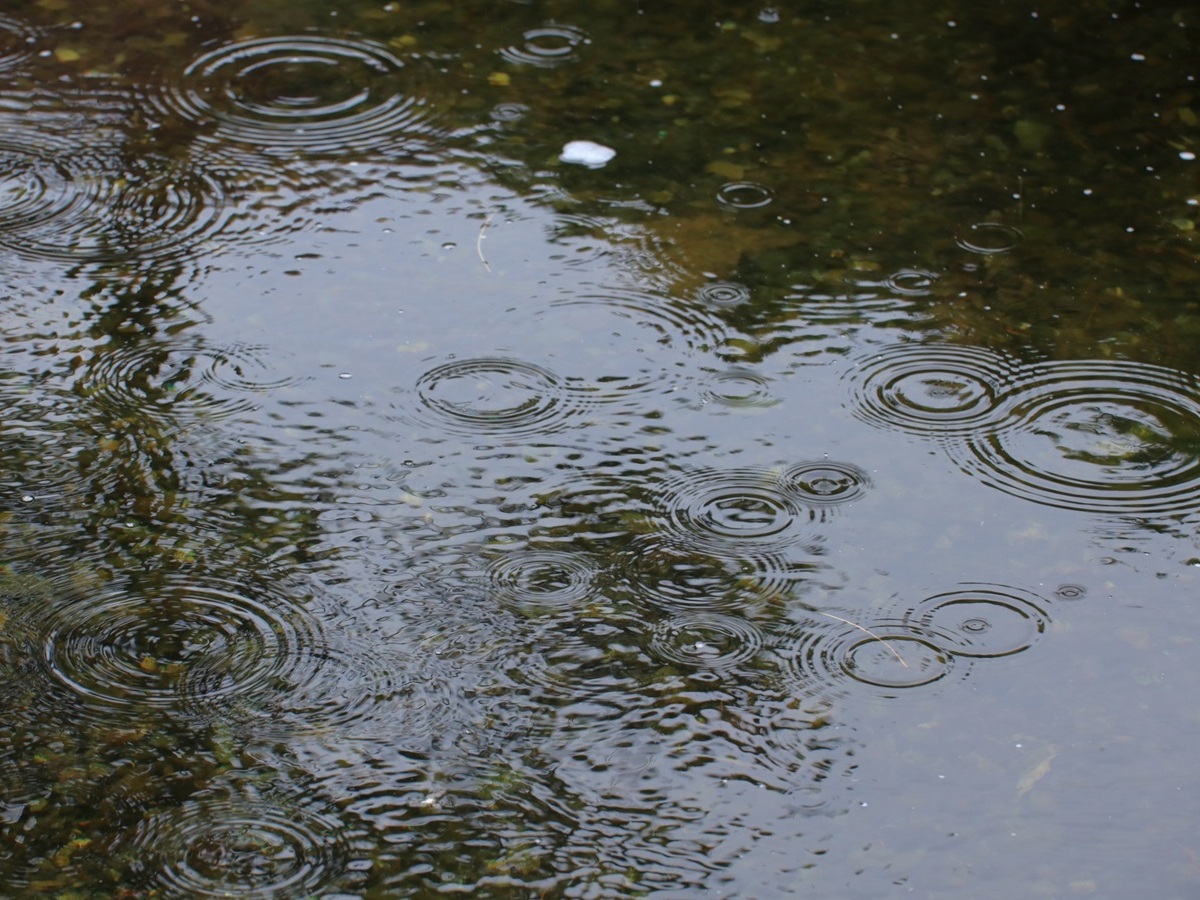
476;213;493;272
816;611;909;668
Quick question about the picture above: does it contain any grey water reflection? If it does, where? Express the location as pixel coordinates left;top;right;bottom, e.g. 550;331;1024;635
0;0;1198;896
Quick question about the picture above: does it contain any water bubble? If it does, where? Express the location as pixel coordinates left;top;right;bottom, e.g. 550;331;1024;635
904;583;1050;658
648;612;766;670
844;342;1019;440
498;23;590;67
954;221;1023;254
953;359;1200;514
147;35;441;157
716;181;775;209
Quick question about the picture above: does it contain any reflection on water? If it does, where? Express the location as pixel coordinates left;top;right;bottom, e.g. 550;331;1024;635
0;0;1198;895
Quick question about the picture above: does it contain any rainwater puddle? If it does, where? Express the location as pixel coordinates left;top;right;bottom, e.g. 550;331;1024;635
0;1;1199;897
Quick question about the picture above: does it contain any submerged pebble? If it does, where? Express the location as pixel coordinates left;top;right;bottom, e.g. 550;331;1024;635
560;140;616;168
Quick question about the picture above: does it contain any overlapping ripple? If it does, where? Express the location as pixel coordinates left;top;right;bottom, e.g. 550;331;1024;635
617;533;813;614
0;14;41;73
653;466;817;553
506;612;649;705
951;359;1200;515
0;130;239;264
75;342;303;427
37;577;324;724
844;342;1020;439
776;615;964;700
124;785;349;897
903;583;1050;658
147;35;441;156
648;612;767;670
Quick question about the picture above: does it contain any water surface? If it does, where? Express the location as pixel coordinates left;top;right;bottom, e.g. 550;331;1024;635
1;0;1199;896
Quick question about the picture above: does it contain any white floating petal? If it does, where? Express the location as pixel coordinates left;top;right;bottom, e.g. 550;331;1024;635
560;140;616;168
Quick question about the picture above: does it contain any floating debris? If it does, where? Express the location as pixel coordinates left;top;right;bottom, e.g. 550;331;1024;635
560;139;616;168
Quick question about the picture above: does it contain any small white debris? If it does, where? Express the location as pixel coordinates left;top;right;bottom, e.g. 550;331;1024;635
560;140;616;168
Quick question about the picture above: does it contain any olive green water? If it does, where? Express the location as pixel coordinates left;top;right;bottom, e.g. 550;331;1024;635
0;0;1198;896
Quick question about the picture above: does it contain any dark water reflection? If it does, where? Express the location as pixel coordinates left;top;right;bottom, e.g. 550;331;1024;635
0;0;1199;895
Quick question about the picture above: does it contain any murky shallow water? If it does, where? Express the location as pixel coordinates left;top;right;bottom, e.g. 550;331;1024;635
1;0;1199;896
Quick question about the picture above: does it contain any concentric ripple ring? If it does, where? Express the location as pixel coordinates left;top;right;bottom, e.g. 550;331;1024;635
904;583;1050;658
150;35;438;155
412;356;580;437
844;342;1020;440
954;359;1200;514
125;788;347;897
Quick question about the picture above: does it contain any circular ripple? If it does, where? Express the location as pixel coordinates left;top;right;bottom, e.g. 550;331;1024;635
488;549;597;612
618;534;806;614
498;23;589;67
955;359;1200;514
200;343;305;394
955;221;1023;254
885;268;939;296
845;342;1019;439
38;579;322;722
507;613;648;704
696;280;751;307
656;466;815;552
0;137;237;264
716;181;774;209
0;15;41;73
780;460;870;507
548;286;730;357
777;616;963;698
649;613;766;670
1055;583;1086;600
537;287;725;404
413;356;580;437
76;343;281;427
186;630;469;741
904;583;1049;658
490;101;529;122
697;367;778;408
150;35;439;156
126;788;346;897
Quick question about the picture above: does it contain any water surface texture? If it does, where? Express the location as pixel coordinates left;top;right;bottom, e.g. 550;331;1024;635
0;0;1199;896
